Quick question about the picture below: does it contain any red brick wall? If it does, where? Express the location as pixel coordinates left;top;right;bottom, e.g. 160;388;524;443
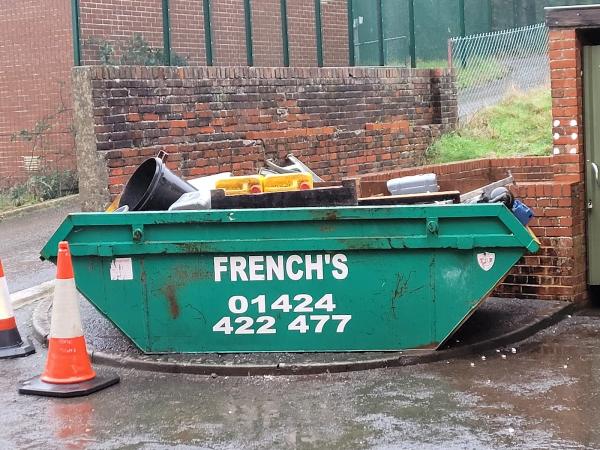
0;0;351;187
79;0;164;64
75;65;456;200
358;156;586;302
0;0;76;187
251;0;284;67
170;0;206;65
211;0;248;66
287;0;318;66
507;179;585;301
322;0;349;66
545;23;589;301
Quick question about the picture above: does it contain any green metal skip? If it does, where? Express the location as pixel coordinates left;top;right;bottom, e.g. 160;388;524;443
41;204;539;354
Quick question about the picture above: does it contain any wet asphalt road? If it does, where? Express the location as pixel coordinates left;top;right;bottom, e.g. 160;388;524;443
3;303;600;449
0;197;80;291
2;200;600;448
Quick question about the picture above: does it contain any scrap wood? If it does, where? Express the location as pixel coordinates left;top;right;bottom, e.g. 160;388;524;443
460;173;514;203
358;191;461;206
211;180;357;209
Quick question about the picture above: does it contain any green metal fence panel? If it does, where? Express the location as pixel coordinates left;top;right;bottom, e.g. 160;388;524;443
71;0;81;66
347;0;355;65
162;0;172;65
71;0;600;68
350;0;600;69
382;0;410;67
314;0;324;67
244;0;253;66
280;0;290;67
414;0;461;62
464;0;490;36
203;0;213;66
352;0;380;66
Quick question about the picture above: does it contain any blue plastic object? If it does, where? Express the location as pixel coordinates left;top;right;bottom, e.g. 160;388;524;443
512;200;534;226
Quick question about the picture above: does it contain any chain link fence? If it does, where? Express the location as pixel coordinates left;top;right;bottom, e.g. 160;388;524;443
450;23;550;121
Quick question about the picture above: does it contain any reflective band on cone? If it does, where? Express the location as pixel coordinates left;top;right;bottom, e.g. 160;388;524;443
0;317;17;331
18;241;119;397
0;258;35;359
42;336;95;384
0;260;15;322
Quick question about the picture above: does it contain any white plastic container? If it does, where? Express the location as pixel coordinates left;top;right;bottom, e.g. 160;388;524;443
168;190;212;211
386;173;439;196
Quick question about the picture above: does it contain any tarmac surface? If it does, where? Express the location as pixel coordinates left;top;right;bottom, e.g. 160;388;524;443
3;301;600;449
0;196;80;291
33;295;573;375
3;198;600;448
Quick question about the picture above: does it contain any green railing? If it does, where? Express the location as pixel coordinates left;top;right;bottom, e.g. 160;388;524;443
351;0;600;67
71;0;600;68
71;0;328;67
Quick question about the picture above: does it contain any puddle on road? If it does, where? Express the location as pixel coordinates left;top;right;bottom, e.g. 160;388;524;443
3;312;600;449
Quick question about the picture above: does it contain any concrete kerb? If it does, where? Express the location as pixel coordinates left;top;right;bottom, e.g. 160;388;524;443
11;280;54;310
31;297;576;377
0;194;79;222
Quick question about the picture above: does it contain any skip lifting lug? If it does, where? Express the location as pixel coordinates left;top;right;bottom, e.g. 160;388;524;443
426;218;439;235
132;225;144;242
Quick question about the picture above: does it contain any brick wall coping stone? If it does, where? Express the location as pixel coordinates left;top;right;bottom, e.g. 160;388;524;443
82;65;452;81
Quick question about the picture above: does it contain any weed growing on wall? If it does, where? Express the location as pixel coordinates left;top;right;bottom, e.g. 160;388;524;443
0;170;78;211
6;82;78;210
88;34;188;66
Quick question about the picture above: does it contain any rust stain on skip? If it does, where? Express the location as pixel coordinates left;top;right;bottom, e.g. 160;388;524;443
163;285;180;319
324;211;338;221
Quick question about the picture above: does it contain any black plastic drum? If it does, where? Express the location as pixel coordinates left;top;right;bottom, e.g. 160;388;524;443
118;157;196;211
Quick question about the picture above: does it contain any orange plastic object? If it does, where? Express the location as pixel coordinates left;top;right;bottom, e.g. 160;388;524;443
56;242;74;280
41;241;95;384
41;335;96;384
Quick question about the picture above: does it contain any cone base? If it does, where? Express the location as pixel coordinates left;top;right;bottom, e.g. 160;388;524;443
18;371;120;398
0;341;35;359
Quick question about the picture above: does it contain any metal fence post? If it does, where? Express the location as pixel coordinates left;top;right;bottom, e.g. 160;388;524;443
280;0;290;66
162;0;171;65
376;0;384;65
71;0;81;66
347;0;355;66
203;0;213;66
408;0;416;68
314;0;324;67
244;0;253;66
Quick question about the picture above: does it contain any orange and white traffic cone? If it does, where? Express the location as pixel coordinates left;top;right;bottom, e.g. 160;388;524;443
19;241;119;398
0;258;35;359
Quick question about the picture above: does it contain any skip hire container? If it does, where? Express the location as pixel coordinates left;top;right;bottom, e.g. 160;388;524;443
40;204;539;354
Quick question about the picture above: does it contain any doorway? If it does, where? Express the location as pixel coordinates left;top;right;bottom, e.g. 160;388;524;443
584;45;600;287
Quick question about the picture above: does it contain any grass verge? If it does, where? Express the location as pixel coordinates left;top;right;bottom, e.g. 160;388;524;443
425;88;552;164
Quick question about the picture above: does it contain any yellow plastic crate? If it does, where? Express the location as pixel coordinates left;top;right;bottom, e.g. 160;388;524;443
262;173;313;193
215;176;263;195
